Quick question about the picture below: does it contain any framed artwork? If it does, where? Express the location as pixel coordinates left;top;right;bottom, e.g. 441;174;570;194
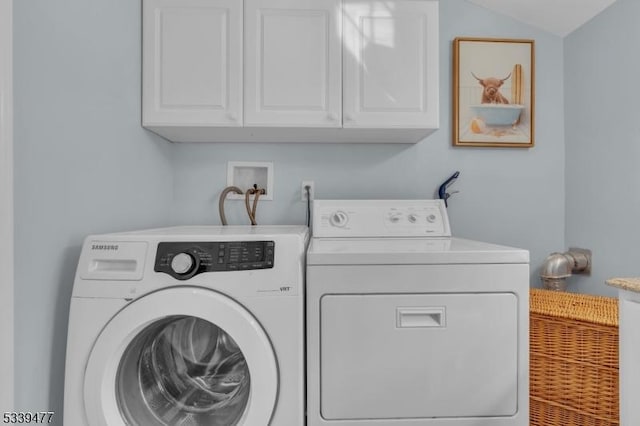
453;37;535;148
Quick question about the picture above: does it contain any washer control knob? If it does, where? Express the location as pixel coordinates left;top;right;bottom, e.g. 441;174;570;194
408;214;418;223
171;253;195;275
330;211;349;228
389;213;402;223
427;214;438;223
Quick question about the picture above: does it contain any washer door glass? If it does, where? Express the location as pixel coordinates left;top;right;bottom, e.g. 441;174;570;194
116;316;250;426
83;287;277;426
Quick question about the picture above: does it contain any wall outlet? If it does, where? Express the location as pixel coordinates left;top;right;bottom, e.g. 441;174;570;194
301;181;314;201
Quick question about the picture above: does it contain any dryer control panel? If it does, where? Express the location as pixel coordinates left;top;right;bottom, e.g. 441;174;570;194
312;200;451;238
155;241;275;280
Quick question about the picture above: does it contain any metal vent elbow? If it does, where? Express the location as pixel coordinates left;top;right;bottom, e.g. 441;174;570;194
540;248;591;291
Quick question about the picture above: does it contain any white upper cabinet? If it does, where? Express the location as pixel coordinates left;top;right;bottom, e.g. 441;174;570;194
142;0;242;127
142;0;439;143
342;0;439;129
244;0;342;127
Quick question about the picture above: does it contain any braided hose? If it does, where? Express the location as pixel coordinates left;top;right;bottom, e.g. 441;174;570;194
218;186;243;225
244;186;266;225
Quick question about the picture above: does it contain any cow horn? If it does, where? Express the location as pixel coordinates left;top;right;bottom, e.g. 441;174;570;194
501;72;512;82
471;72;483;81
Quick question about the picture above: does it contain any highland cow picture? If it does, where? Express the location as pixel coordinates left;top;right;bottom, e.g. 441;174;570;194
453;37;535;148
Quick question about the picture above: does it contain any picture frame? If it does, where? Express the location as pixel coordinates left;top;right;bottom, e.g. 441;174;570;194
453;37;535;148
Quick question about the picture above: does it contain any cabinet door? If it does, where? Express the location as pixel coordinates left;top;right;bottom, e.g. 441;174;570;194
143;0;242;127
343;0;439;129
244;0;341;127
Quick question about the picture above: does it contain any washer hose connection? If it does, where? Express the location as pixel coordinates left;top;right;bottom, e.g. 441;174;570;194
244;184;266;226
219;186;243;226
219;185;266;226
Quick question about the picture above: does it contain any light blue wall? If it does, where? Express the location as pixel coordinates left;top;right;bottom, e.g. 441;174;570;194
13;0;566;422
13;0;173;420
564;0;639;297
171;0;566;281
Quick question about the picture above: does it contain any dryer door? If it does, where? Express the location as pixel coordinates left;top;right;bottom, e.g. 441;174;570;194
83;287;277;426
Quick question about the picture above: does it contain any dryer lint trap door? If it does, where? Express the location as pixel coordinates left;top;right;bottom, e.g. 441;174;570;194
83;288;278;426
320;293;518;420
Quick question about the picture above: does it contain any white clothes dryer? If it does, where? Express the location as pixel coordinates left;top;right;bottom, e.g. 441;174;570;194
64;226;308;426
306;200;529;426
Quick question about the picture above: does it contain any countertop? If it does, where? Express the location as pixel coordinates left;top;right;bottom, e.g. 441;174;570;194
607;277;640;293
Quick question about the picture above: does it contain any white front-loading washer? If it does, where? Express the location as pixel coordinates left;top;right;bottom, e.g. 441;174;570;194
306;200;529;426
64;226;308;426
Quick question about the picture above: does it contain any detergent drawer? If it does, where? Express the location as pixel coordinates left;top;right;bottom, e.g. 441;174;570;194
320;292;518;420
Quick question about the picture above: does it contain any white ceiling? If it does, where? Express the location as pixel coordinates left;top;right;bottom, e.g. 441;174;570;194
466;0;617;37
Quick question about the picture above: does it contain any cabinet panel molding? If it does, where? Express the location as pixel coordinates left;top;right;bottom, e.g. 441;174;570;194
244;0;342;127
143;0;243;126
343;0;439;129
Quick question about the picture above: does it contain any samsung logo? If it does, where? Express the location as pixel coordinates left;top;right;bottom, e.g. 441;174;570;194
91;244;119;251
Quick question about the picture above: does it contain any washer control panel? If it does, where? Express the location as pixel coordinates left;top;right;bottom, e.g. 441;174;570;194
313;200;451;238
155;241;275;280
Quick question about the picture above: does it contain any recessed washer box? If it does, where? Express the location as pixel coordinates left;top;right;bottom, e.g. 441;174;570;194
226;161;274;200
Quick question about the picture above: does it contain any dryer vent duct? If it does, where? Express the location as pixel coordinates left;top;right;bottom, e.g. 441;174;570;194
540;248;592;291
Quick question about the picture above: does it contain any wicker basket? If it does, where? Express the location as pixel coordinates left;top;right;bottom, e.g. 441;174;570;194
530;288;619;426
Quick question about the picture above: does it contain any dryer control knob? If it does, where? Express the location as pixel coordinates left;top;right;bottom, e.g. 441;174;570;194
330;211;349;228
171;253;195;275
389;213;402;223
